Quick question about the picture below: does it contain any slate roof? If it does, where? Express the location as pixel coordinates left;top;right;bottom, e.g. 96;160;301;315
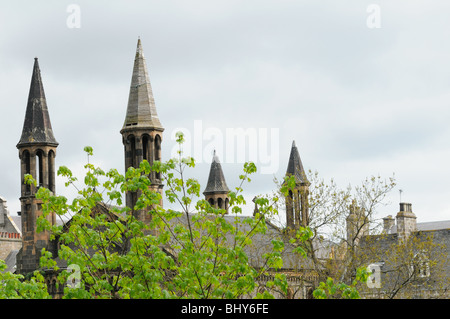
4;250;19;273
387;220;450;234
170;214;318;271
203;152;229;195
10;216;21;233
17;58;58;147
0;197;21;234
121;38;163;131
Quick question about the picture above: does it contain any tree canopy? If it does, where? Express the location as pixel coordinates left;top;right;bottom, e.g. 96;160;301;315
2;135;315;299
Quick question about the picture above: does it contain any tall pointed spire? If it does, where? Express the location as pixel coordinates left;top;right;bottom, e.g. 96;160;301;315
286;140;308;184
16;57;58;275
284;140;310;230
17;58;58;147
122;38;163;131
121;38;164;219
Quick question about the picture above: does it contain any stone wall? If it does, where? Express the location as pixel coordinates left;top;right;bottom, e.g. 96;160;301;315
0;232;22;261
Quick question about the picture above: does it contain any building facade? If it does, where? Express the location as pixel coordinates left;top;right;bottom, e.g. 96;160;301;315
0;197;21;271
349;202;450;298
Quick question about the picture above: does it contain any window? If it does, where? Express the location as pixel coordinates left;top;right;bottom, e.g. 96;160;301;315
22;150;31;194
128;135;137;168
410;252;430;278
142;134;150;162
154;135;162;180
36;149;44;187
48;150;55;192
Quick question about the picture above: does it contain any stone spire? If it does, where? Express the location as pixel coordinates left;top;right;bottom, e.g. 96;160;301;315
284;140;310;231
203;151;230;212
121;38;163;132
286;141;308;185
120;38;164;221
17;58;58;147
203;151;229;195
16;58;58;275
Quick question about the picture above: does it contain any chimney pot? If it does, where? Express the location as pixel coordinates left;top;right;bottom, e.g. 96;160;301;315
400;202;412;212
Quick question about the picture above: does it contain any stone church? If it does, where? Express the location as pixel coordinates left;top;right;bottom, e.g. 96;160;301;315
0;39;323;298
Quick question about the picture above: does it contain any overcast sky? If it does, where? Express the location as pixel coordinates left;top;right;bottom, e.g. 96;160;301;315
1;1;450;225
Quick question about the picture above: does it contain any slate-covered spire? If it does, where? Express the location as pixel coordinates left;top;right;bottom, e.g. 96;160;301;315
17;58;58;147
122;38;163;131
16;58;58;275
286;140;308;185
203;151;229;195
284;140;310;230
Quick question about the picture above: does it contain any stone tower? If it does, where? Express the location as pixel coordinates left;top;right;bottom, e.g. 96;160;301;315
203;151;230;212
16;58;58;274
120;38;164;222
284;141;310;230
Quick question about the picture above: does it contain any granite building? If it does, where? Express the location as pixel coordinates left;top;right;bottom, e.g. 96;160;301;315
349;202;450;298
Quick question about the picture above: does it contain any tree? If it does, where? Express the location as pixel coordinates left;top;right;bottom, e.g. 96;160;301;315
312;266;369;299
13;133;312;299
291;170;450;299
0;259;50;298
273;170;396;294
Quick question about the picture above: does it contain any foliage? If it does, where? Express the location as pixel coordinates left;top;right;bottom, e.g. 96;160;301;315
5;130;408;299
313;266;369;299
0;260;50;299
4;133;313;299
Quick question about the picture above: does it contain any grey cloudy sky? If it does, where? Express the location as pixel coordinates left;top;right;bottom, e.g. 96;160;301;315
1;1;450;225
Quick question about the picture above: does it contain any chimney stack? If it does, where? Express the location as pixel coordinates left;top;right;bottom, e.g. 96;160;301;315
382;215;395;233
346;200;369;247
396;202;416;242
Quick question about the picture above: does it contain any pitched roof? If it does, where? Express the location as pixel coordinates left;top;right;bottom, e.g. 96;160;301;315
203;152;229;195
0;197;21;234
169;214;323;271
121;38;163;131
285;141;308;184
17;58;58;147
387;220;450;234
4;250;19;273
